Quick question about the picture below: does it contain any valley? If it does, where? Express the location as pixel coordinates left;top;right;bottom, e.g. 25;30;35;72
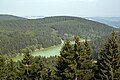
0;0;120;79
0;15;117;56
0;15;120;80
12;39;87;61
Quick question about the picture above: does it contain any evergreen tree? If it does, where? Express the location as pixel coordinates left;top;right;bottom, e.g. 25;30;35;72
77;40;93;80
74;36;83;80
0;55;8;80
94;31;120;80
41;67;53;80
34;56;44;80
16;52;35;80
16;48;45;80
56;36;93;80
74;37;93;80
56;41;74;80
6;59;17;80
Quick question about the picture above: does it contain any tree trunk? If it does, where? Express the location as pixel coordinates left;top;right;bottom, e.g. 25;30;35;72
75;77;77;80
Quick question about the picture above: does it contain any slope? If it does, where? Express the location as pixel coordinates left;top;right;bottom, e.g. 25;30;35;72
0;15;118;55
0;14;26;21
86;17;120;28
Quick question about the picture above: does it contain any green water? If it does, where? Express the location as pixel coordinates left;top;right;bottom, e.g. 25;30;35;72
31;44;62;57
12;44;63;61
12;39;88;61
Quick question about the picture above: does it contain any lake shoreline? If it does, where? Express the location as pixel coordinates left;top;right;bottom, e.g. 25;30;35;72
12;39;89;61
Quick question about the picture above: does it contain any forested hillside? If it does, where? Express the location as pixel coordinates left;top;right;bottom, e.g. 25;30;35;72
87;17;120;28
1;32;120;80
0;15;118;55
0;14;26;21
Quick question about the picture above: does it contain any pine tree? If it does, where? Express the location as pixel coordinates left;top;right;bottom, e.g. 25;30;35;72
16;52;35;80
16;48;45;80
34;56;44;80
0;55;8;80
74;37;93;80
41;67;53;80
6;59;17;80
56;41;75;80
56;36;93;80
94;31;120;80
78;40;93;80
74;36;83;80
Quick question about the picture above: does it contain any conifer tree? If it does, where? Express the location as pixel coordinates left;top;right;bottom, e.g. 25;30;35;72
56;41;73;80
74;37;93;80
56;36;93;80
0;55;8;80
6;59;17;80
34;56;44;80
78;40;93;80
16;48;45;80
74;36;83;80
94;31;120;80
41;67;53;80
16;52;35;80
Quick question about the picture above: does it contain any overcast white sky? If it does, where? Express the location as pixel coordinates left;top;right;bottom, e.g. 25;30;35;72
0;0;120;17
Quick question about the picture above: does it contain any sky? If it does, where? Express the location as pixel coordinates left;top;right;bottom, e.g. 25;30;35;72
0;0;120;17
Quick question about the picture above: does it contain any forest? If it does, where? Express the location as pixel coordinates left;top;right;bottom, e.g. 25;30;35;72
0;15;120;80
0;15;118;56
0;31;120;80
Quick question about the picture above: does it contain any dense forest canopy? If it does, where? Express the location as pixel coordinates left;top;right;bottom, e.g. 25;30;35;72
0;15;118;55
0;14;26;21
0;15;120;79
1;32;120;80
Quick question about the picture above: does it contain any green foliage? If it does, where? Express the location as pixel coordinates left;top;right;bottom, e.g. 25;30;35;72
15;49;54;80
16;52;36;80
77;39;94;80
56;36;93;80
94;31;120;80
0;32;120;79
0;15;116;55
0;14;26;21
0;15;120;80
6;59;17;80
56;41;73;80
74;36;94;80
0;55;8;79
